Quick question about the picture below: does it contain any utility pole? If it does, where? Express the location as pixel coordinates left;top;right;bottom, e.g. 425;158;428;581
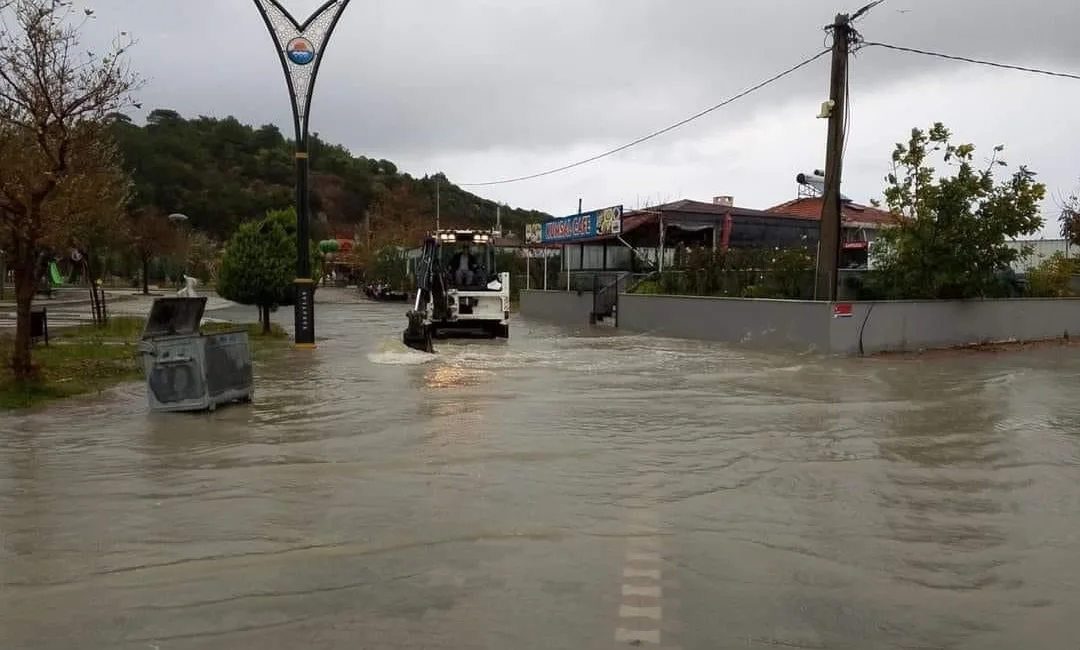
815;13;851;302
436;178;441;231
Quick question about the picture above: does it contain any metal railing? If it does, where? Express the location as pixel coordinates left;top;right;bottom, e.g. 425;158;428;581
591;274;621;324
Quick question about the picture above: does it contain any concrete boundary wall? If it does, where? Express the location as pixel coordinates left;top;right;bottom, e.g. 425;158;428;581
520;289;594;327
617;294;831;352
829;298;1080;355
520;290;1080;355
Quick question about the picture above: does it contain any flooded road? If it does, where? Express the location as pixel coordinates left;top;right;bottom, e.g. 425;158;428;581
2;290;1079;649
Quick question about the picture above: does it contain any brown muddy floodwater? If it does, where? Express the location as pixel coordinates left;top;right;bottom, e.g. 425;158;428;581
1;291;1079;649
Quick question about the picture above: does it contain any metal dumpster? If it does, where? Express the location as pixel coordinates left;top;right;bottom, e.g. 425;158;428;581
137;296;254;412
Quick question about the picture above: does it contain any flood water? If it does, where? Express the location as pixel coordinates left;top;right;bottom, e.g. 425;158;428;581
1;290;1079;649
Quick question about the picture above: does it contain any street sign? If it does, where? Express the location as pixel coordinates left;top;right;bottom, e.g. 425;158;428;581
526;205;623;244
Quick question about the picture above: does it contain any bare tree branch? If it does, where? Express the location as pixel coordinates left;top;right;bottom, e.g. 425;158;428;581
0;0;142;380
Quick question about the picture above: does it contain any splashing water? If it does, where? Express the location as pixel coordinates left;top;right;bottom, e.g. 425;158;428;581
367;338;437;365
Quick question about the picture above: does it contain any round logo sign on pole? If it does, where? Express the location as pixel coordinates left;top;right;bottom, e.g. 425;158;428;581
286;37;316;65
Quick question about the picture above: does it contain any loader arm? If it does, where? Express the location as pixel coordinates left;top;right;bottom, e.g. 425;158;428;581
410;236;450;316
403;236;444;352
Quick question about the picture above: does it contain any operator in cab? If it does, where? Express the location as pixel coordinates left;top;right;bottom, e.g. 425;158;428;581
450;244;479;286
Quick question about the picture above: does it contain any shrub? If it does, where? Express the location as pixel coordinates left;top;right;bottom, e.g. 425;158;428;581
1026;252;1076;297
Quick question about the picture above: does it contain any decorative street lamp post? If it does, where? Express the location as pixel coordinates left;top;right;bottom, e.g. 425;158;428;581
252;0;352;349
168;212;190;276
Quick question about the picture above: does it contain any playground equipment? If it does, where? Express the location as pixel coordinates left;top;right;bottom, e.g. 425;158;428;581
47;261;64;287
137;296;254;413
40;256;106;325
403;229;510;352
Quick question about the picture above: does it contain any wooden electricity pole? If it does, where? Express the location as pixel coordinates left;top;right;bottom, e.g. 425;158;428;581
815;13;851;302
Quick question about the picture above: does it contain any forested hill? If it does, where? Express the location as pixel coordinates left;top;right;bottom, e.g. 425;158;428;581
108;109;551;242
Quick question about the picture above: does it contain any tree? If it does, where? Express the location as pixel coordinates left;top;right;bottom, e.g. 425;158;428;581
1026;251;1076;297
216;207;296;334
1059;189;1079;249
108;109;553;243
0;0;140;380
870;122;1045;299
184;230;221;284
45;122;132;277
127;208;180;294
371;246;409;290
39;132;131;283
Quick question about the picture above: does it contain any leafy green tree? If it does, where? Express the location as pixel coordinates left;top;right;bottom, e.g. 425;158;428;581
217;207;297;334
870;122;1045;299
371;246;409;290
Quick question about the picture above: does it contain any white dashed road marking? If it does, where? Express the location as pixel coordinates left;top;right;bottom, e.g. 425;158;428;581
615;627;661;645
619;604;662;620
615;505;668;647
623;567;661;580
622;584;662;598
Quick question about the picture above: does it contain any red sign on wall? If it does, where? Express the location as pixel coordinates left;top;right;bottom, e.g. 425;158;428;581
833;303;853;318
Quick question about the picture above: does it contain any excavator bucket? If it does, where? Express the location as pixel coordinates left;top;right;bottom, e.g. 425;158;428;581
402;310;433;353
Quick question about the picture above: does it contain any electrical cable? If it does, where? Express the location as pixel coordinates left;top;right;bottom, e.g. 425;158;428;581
842;44;852;162
862;41;1080;81
857;302;875;356
458;49;831;187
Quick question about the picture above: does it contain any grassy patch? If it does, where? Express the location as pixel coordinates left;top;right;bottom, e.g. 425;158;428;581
0;316;288;410
56;316;146;342
0;336;142;410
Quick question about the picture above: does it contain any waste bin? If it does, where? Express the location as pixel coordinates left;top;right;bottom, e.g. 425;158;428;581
30;307;47;345
137;296;254;412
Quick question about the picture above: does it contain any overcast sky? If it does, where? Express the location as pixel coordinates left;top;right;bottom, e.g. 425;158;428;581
80;0;1080;233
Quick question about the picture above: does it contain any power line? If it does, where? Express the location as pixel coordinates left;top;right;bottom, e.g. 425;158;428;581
863;41;1080;81
459;49;831;187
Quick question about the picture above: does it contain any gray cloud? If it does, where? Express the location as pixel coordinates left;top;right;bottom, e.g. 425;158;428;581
78;0;1080;160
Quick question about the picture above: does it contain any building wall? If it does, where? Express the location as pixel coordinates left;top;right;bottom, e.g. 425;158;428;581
1007;238;1070;272
521;290;1080;355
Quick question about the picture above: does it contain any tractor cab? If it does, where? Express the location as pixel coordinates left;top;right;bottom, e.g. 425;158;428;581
402;228;510;352
435;230;501;291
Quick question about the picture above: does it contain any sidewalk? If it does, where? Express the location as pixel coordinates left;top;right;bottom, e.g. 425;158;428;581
0;290;238;329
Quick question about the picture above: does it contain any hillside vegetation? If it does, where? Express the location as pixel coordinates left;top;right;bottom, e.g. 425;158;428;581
108;109;551;244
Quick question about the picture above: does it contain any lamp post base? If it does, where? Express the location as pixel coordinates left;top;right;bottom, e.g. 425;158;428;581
293;278;316;348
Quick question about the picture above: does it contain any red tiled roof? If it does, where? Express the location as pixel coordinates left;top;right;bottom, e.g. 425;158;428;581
619;212;656;234
533;197;893;245
626;199;779;220
548;200;805;244
766;197;898;226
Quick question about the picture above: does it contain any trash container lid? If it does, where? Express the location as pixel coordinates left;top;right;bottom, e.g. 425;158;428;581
141;296;207;339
